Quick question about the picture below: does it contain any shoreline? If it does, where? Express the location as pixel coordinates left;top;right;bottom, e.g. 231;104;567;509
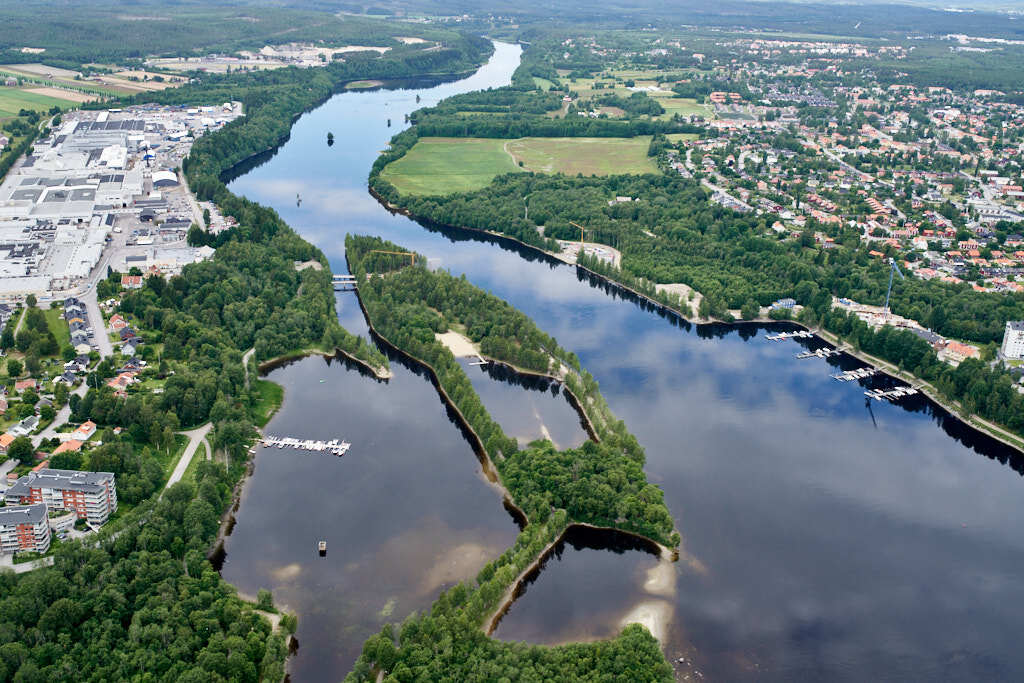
483;521;676;639
370;188;1024;458
257;345;393;380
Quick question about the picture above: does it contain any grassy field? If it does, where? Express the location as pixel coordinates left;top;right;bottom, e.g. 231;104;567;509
250;379;284;428
656;98;713;120
382;136;658;195
666;133;700;142
380;137;521;195
0;87;70;118
506;137;658;176
532;76;556;91
43;307;70;351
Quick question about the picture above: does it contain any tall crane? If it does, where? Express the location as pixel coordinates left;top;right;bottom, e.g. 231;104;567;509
883;258;904;319
568;221;586;251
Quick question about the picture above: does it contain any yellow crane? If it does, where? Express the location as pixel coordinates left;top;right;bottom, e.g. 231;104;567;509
569;221;586;250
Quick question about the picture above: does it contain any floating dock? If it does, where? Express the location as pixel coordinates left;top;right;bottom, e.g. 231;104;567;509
796;347;840;359
766;330;814;341
261;436;351;455
864;387;919;402
832;367;878;381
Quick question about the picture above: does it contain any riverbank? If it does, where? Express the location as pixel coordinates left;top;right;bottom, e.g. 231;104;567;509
373;191;1024;458
257;345;393;380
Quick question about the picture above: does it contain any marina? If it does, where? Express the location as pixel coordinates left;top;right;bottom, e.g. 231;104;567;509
260;436;351;455
795;347;840;359
832;367;878;381
765;330;814;341
864;386;920;402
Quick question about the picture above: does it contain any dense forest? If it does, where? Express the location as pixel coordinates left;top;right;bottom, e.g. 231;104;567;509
0;463;293;682
345;235;675;680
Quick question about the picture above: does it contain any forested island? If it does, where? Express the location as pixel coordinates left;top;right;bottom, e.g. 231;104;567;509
344;235;676;681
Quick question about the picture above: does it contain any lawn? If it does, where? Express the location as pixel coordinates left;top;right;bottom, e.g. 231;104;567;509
656;98;713;120
381;136;659;195
380;137;521;195
506;137;658;176
0;87;70;118
250;379;284;427
43;307;70;352
666;133;700;142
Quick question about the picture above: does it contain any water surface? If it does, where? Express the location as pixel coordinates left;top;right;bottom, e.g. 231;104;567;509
228;40;1024;682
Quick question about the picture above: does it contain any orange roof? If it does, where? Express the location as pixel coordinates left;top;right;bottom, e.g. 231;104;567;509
0;433;14;448
52;439;83;454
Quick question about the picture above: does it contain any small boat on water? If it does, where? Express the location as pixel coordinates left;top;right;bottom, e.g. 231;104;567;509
318;540;327;556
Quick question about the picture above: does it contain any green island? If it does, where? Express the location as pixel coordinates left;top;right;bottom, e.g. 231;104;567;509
370;32;1024;444
344;235;676;681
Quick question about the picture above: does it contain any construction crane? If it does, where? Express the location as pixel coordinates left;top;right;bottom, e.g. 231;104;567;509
883;258;904;319
369;250;416;268
568;221;586;250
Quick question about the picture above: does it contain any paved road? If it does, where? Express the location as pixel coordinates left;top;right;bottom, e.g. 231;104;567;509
33;383;89;448
80;289;113;359
180;173;206;230
165;423;212;490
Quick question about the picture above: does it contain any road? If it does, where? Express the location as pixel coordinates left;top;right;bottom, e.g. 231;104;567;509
180;172;206;230
33;383;88;448
80;288;113;359
165;423;212;490
242;347;255;388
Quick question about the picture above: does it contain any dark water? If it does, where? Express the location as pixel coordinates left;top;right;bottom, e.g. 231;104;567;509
458;358;589;449
228;41;1024;682
220;351;520;678
492;526;664;645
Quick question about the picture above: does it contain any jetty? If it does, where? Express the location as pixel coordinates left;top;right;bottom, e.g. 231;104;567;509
766;330;814;341
796;347;840;359
832;367;878;382
864;386;919;402
468;355;489;366
261;436;351;455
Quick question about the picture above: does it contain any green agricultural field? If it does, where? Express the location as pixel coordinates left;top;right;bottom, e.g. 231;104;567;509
380;137;521;195
506;137;658;176
381;136;658;195
0;87;69;118
666;133;700;142
656;98;713;120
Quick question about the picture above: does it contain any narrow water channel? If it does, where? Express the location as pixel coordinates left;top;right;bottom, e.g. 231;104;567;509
227;42;1024;682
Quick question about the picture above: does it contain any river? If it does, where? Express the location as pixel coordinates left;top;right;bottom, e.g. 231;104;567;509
224;42;1024;681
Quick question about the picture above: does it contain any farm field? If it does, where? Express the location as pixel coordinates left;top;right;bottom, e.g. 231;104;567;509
381;136;659;195
0;87;73;118
380;137;521;195
506;136;658;175
532;76;556;91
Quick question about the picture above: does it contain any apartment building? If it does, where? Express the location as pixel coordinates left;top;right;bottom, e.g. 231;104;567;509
4;469;117;526
0;504;51;555
1002;321;1024;360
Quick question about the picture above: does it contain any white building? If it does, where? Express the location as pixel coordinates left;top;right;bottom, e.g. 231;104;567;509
1002;321;1024;360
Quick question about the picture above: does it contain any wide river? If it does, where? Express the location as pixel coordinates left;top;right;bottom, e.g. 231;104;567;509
223;42;1024;681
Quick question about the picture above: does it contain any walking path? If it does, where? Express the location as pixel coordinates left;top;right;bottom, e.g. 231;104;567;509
242;347;255;388
165;423;213;490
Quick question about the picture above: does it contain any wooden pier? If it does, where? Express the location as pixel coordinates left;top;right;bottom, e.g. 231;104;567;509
261;436;351;455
